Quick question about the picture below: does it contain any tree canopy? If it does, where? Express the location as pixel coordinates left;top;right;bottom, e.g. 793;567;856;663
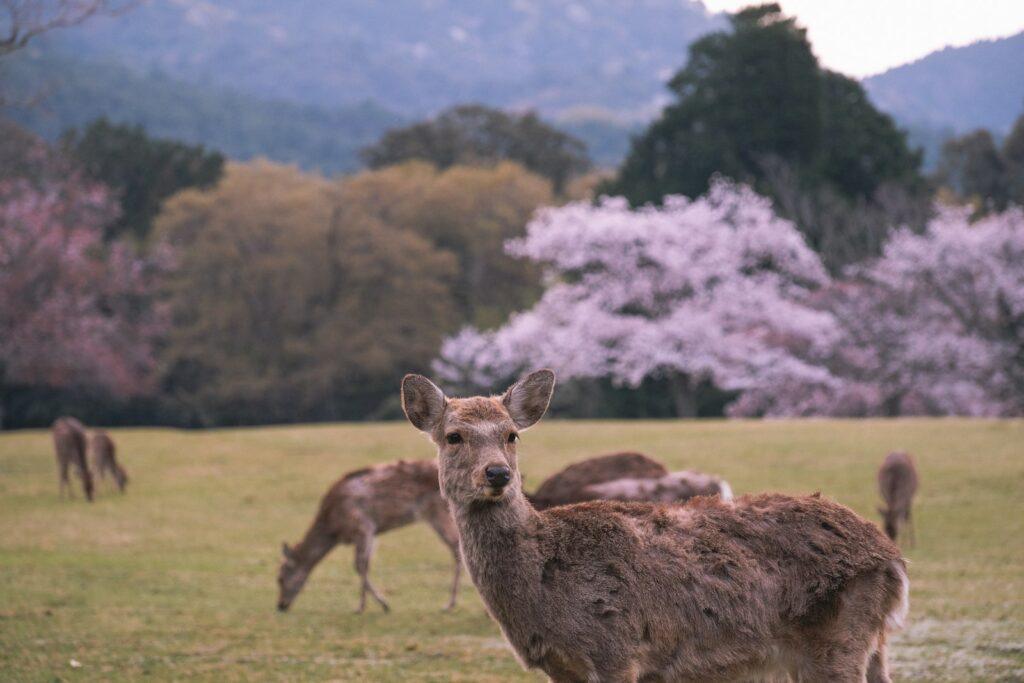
360;105;590;193
62;119;224;241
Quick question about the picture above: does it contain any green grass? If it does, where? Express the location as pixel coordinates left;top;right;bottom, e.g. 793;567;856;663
1;419;1022;681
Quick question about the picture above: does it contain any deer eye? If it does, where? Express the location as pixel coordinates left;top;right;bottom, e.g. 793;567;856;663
446;433;462;445
508;432;519;443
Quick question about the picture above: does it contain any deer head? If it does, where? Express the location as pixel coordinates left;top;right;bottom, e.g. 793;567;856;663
276;542;310;612
401;370;555;508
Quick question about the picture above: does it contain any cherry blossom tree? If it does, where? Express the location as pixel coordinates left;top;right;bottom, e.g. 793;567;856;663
435;180;839;416
0;144;170;421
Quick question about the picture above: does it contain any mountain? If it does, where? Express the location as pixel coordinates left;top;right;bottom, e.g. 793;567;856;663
864;31;1024;136
1;46;404;175
49;0;724;119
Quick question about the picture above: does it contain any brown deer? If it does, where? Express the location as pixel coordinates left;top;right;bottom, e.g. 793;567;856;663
877;451;919;545
402;370;908;682
52;417;93;501
277;459;462;614
528;452;669;510
89;430;128;493
580;469;733;504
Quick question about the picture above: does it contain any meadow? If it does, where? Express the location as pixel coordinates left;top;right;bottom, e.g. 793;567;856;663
0;419;1022;681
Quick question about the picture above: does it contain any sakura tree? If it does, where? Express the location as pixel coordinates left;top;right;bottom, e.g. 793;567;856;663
435;180;840;416
0;147;171;415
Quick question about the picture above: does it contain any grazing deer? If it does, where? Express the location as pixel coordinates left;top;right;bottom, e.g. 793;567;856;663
52;417;93;502
89;430;128;493
277;459;462;614
878;451;919;545
528;452;669;510
403;370;908;683
580;469;733;504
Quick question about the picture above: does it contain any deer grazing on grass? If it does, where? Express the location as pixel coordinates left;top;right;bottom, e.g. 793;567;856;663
878;451;919;545
403;369;909;683
89;430;128;493
277;459;461;613
580;469;733;505
52;417;93;502
528;452;669;510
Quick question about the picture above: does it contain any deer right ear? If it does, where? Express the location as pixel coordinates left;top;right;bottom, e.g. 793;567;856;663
401;374;447;432
282;542;294;560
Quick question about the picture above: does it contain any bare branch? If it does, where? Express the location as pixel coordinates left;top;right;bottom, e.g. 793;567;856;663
0;0;139;57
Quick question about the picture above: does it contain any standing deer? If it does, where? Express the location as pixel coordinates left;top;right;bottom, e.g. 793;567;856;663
402;370;908;682
580;469;733;504
528;452;669;510
877;451;919;545
277;459;462;613
89;430;128;493
52;417;93;502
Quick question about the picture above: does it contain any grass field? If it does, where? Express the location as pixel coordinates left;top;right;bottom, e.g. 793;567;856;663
1;419;1022;681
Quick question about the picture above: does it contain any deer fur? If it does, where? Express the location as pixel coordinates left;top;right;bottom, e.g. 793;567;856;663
528;452;669;510
402;369;908;683
877;452;919;545
277;459;461;613
89;430;128;493
52;417;93;502
581;469;733;504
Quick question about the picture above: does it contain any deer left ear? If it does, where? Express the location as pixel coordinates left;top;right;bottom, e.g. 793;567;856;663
503;369;555;429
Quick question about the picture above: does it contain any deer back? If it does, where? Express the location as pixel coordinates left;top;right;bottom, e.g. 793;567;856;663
529;452;669;509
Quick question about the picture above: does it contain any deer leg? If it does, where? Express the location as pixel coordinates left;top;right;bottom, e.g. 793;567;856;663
906;510;916;548
354;532;389;613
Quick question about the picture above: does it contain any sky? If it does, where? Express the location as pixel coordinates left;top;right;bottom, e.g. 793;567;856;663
701;0;1024;78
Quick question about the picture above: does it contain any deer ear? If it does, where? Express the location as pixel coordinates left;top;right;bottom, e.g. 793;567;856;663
402;374;447;432
503;369;555;429
282;542;294;559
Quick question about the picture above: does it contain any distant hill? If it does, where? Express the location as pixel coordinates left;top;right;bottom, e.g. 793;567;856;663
49;0;724;118
1;46;404;175
864;31;1024;136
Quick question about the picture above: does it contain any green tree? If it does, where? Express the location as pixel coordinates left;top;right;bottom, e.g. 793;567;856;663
154;161;457;425
935;130;1008;212
338;161;553;329
603;4;923;269
360;105;590;193
1006;113;1024;206
62;119;224;241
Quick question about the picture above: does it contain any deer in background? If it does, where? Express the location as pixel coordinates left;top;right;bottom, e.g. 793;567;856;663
52;417;93;502
90;430;128;493
403;369;908;682
277;459;461;613
878;451;919;545
580;469;733;504
527;452;668;510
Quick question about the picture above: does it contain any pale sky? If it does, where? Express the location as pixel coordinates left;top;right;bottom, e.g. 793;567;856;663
701;0;1024;78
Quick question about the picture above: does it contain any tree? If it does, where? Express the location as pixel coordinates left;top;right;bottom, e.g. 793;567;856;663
338;161;552;329
435;180;836;417
155;161;458;425
603;4;922;270
935;111;1024;214
935;130;1009;213
732;207;1024;417
0;0;134;57
0;134;169;425
61;119;224;241
360;105;590;193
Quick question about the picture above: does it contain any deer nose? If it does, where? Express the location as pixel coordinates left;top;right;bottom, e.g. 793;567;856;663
485;465;511;488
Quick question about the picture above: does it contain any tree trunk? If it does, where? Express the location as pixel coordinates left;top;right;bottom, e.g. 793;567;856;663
668;373;697;418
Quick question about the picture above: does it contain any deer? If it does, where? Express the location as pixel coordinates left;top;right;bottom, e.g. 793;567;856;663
580;469;733;505
277;459;462;614
527;452;669;510
52;417;94;502
877;451;919;545
402;369;909;683
89;430;128;493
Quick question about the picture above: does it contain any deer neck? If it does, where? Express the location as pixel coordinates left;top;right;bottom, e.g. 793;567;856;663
293;518;337;569
451;490;545;644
